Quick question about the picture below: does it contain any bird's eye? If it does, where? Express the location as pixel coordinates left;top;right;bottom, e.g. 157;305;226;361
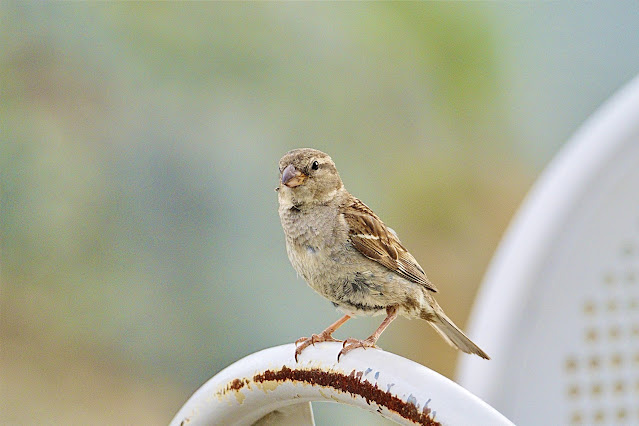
311;160;319;170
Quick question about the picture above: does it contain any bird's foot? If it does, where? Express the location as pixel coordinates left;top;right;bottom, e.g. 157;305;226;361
294;332;342;362
337;337;378;361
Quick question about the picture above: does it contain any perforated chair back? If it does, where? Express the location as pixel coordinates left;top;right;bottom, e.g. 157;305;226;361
457;75;639;425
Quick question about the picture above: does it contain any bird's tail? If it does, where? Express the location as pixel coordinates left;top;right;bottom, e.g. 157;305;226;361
422;309;490;360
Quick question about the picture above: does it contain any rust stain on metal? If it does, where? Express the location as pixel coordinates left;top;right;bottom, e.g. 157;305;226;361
228;378;248;391
218;366;440;425
216;377;250;404
217;377;249;395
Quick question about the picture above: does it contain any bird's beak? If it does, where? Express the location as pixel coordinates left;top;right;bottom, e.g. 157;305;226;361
281;164;307;188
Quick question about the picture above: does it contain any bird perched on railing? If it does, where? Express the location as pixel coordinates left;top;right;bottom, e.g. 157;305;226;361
276;148;489;361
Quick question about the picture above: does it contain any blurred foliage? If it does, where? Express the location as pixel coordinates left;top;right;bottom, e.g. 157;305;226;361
2;2;638;424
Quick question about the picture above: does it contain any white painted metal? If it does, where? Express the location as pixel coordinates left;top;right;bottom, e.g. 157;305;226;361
457;74;639;425
252;401;315;425
171;343;513;425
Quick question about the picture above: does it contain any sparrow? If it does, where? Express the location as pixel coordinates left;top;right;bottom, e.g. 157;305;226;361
276;148;489;361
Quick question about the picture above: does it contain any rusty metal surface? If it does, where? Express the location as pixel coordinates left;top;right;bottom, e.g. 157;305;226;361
217;366;439;425
171;343;514;425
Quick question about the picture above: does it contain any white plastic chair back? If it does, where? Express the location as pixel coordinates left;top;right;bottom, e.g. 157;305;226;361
457;75;639;425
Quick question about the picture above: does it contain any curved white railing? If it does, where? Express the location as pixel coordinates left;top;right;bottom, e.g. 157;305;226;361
171;343;513;425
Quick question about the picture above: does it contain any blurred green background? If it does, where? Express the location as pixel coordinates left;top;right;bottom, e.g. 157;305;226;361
2;2;638;424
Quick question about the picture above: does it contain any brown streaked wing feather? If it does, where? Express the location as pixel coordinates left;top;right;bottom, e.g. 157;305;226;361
342;198;438;292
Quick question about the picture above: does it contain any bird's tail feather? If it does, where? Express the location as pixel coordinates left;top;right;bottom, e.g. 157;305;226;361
424;310;490;360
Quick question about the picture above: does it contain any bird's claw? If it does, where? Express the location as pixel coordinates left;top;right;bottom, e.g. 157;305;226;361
294;332;341;362
337;337;378;361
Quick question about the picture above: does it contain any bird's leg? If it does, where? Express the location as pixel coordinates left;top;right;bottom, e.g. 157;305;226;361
294;314;351;361
338;305;398;361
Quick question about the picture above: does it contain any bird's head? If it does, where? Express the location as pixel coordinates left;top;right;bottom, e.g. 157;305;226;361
276;148;343;208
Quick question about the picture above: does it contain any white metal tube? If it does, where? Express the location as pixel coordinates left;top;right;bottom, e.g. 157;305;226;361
171;343;513;425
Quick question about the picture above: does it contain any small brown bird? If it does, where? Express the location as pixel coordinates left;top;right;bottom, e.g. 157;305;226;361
276;148;489;361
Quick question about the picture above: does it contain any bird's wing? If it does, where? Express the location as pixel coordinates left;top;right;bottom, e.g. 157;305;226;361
342;197;438;292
